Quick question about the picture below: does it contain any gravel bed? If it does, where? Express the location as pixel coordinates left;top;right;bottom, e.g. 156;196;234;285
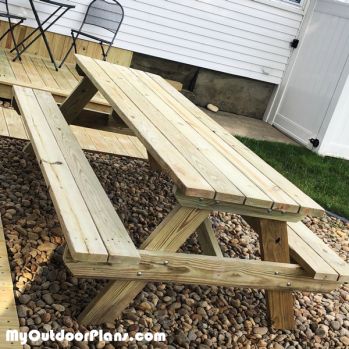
0;136;348;349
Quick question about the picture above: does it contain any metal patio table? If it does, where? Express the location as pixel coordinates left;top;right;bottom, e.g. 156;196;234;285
12;0;75;70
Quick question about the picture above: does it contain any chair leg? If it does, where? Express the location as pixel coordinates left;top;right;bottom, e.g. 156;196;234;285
58;43;74;68
7;19;22;61
59;33;78;68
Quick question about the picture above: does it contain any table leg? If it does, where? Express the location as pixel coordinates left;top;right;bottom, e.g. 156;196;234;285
147;151;162;171
197;218;223;257
60;77;98;124
78;205;209;325
249;218;295;329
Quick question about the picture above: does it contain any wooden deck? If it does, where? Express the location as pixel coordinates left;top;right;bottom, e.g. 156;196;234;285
0;106;147;159
0;48;182;114
0;48;110;113
0;217;21;348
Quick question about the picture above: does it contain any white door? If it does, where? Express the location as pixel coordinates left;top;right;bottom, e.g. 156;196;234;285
273;0;349;148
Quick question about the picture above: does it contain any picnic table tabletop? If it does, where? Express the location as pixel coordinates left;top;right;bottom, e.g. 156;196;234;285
70;55;324;219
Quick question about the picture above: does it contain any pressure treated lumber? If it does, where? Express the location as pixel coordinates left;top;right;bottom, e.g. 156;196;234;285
149;72;324;217
288;228;339;281
0;49;110;113
78;206;209;325
0;106;147;159
74;55;325;217
60;77;98;123
251;218;295;329
175;191;303;222
102;60;272;208
0;217;21;348
197;218;223;257
288;222;349;282
64;248;339;293
75;55;215;200
13;86;140;264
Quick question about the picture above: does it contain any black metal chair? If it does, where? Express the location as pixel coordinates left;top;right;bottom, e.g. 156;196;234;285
0;0;26;60
59;0;124;68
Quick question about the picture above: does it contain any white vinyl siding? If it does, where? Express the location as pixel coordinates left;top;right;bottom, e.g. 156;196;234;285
9;0;305;84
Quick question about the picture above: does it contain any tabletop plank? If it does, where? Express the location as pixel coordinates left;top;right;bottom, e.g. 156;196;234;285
76;55;215;200
148;73;324;217
140;71;300;213
95;59;247;204
129;67;297;210
75;55;324;216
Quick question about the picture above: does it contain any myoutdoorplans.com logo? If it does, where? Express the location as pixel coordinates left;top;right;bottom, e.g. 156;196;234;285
6;329;167;345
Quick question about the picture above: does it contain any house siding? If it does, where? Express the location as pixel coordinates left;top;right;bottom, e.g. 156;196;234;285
9;0;304;84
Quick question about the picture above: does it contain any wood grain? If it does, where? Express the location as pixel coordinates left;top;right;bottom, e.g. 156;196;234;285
78;206;209;325
288;222;349;282
76;54;215;199
197;218;223;257
0;217;21;349
251;218;295;329
32;88;140;264
60;77;97;123
149;72;324;217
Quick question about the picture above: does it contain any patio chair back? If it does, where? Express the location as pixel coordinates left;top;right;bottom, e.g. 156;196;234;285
81;0;124;40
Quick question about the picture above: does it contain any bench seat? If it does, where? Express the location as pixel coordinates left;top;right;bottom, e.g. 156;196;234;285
288;222;349;282
13;86;140;264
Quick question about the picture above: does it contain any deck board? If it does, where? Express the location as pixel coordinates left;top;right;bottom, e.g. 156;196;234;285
0;106;147;159
0;217;21;349
0;48;182;114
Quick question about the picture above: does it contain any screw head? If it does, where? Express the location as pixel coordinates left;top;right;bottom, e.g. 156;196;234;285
137;271;142;276
163;260;169;265
274;271;280;275
287;282;291;287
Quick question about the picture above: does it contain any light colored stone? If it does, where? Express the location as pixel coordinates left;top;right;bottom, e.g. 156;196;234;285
206;103;219;113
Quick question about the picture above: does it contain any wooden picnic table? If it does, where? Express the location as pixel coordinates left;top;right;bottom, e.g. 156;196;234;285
14;55;348;330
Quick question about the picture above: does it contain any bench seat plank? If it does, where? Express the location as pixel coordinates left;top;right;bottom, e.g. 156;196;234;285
13;86;140;264
288;222;349;282
288;228;339;281
13;86;108;262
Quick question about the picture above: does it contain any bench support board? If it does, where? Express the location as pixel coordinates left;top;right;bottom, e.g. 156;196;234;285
77;205;210;325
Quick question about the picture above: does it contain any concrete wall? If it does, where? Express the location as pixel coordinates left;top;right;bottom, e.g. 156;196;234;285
132;52;275;119
193;69;275;119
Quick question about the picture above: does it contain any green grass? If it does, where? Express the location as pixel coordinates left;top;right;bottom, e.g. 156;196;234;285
237;137;349;219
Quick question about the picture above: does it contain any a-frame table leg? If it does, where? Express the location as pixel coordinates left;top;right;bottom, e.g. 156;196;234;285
60;76;98;124
250;218;295;329
78;205;210;325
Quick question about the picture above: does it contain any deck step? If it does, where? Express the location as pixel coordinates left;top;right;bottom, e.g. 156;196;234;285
0;106;147;159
